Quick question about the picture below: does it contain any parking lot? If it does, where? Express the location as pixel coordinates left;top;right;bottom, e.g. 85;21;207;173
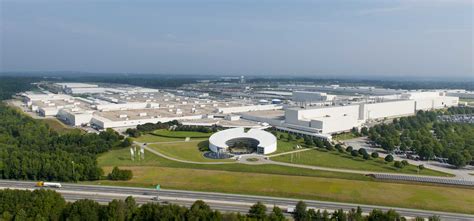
344;137;474;180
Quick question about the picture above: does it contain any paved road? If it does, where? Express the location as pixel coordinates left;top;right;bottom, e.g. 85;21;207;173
1;180;473;220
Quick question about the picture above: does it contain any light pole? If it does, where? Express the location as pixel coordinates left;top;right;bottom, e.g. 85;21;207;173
71;161;75;181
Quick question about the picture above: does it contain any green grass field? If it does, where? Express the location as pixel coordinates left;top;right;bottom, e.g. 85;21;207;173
133;134;184;143
151;130;212;138
271;149;452;177
332;132;359;141
40;118;83;134
271;140;300;154
91;162;474;214
97;148;370;181
133;130;211;143
94;148;474;214
147;141;233;162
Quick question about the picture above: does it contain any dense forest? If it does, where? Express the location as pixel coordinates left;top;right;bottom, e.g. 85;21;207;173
247;78;474;91
0;74;196;92
366;108;474;168
0;104;128;181
0;189;436;221
0;76;39;100
56;75;196;89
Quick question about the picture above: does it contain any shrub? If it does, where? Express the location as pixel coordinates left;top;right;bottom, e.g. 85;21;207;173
401;160;409;167
418;164;425;171
108;167;133;181
121;138;133;147
394;161;404;169
358;148;367;156
287;134;294;141
385;155;394;162
346;146;353;152
371;152;379;158
125;128;140;138
326;145;334;151
351;150;359;157
363;153;370;160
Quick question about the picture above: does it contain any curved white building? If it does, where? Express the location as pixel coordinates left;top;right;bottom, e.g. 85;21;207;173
209;128;277;154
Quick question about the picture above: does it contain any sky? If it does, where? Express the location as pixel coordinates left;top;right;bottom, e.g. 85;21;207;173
0;0;473;79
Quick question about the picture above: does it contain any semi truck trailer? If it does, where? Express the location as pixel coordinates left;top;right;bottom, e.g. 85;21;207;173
35;181;62;188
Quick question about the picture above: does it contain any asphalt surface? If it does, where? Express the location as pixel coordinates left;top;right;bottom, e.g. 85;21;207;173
1;180;473;220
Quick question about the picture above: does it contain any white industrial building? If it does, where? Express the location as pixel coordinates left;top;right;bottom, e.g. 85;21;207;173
208;128;277;155
57;109;94;126
292;91;336;104
94;102;160;111
242;91;459;136
17;83;460;138
54;83;106;94
217;104;282;114
20;87;279;129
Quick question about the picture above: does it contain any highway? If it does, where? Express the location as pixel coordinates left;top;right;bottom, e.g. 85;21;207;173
1;180;473;220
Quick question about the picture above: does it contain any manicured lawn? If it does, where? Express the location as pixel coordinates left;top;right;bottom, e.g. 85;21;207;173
152;130;212;138
332;132;359;141
88;165;474;214
147;141;233;162
93;130;471;214
271;131;307;154
271;140;299;154
271;149;453;177
133;134;184;143
97;148;370;181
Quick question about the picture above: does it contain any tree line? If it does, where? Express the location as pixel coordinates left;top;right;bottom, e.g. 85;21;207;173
366;108;474;168
0;76;39;100
0;104;129;182
247;77;474;91
268;128;415;170
126;120;181;137
0;189;441;221
126;121;221;138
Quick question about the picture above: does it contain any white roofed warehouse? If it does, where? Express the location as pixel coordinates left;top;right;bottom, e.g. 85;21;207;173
208;128;277;155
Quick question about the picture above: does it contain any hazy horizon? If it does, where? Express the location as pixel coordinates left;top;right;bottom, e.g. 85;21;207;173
1;0;473;78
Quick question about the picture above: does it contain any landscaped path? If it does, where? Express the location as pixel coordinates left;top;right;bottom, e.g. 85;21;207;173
134;141;236;165
135;139;466;180
266;147;314;158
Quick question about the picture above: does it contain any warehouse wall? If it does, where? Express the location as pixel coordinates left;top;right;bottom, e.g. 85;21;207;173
364;100;415;120
311;115;360;134
297;105;359;120
217;104;282;114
